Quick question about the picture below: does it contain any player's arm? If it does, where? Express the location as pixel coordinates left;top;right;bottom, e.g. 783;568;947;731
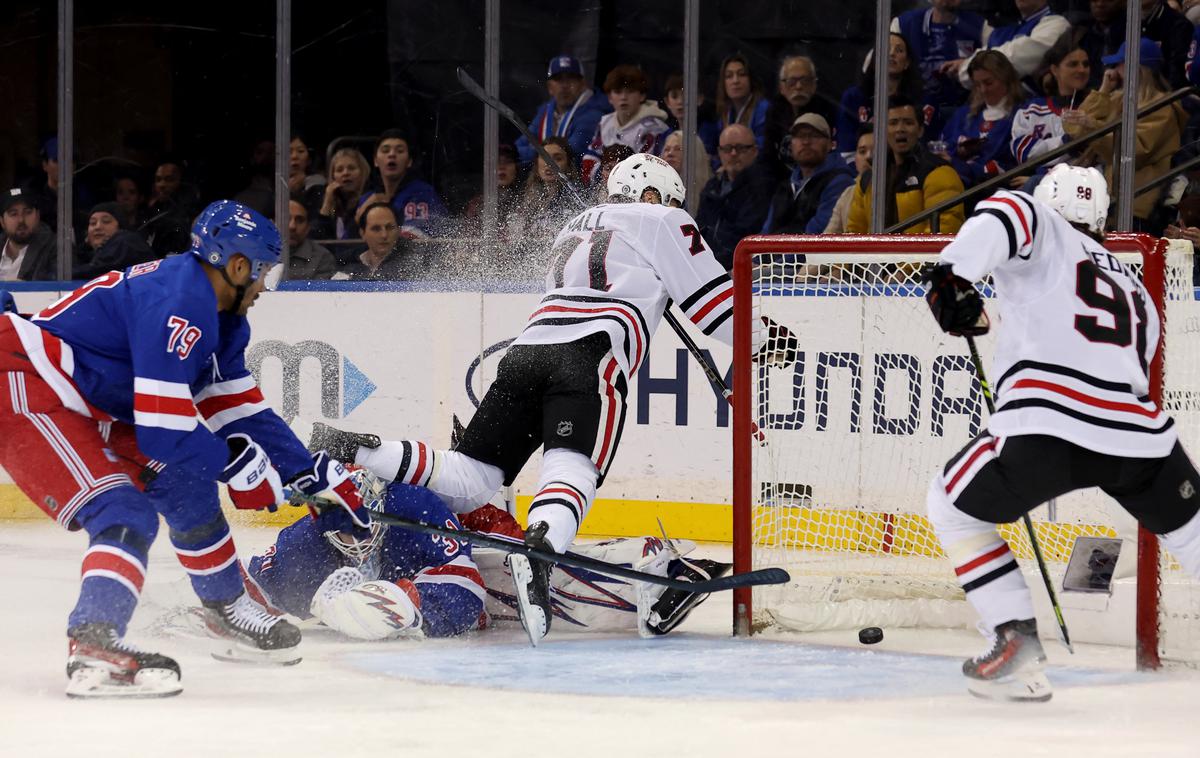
245;513;344;619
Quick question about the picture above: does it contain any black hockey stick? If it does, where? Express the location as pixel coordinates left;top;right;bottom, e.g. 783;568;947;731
290;491;790;593
456;66;760;443
965;335;1074;653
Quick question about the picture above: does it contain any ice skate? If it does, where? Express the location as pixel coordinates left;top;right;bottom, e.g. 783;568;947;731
645;558;732;635
202;591;302;665
963;618;1051;702
508;521;554;647
65;623;182;699
307;421;381;463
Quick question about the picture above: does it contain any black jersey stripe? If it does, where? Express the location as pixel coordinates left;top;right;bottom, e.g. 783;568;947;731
962;560;1019;593
996;398;1174;434
701;307;733;336
542;294;651;340
679;273;732;313
529;315;634;369
978;208;1017;260
996;359;1137;395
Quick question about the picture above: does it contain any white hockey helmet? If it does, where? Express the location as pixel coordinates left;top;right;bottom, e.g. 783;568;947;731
322;467;389;565
1032;164;1109;235
607;153;686;207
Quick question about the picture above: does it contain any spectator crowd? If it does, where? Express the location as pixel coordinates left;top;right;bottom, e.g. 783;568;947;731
6;0;1200;284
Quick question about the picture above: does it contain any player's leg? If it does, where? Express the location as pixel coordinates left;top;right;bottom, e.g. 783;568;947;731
145;465;301;665
927;434;1091;702
0;366;180;697
1103;441;1200;579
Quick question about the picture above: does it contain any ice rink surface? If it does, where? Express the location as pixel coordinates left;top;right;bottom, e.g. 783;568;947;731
2;521;1197;758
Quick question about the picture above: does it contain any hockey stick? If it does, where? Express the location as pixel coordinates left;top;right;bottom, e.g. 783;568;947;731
965;335;1074;653
456;66;761;443
290;491;790;593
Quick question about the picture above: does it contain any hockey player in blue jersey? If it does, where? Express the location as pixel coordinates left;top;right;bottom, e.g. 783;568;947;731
246;470;486;639
0;200;368;698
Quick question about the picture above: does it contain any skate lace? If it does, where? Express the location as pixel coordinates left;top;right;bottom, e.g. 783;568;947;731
228;593;281;635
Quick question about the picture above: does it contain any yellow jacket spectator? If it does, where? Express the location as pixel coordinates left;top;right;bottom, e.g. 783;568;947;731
847;96;965;233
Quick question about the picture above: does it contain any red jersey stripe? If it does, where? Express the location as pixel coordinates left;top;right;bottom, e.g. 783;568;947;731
133;393;197;418
689;286;733;324
1009;378;1160;418
196;386;266;419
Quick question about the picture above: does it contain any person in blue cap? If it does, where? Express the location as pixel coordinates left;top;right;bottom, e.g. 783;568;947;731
515;54;612;170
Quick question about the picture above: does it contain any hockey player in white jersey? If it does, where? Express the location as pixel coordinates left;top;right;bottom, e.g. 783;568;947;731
311;154;795;645
923;164;1200;702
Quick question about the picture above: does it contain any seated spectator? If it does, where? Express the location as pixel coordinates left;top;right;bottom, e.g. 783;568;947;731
942;0;1070;91
314;147;370;241
825;125;874;233
1079;0;1126;90
848;95;965;234
763;114;855;234
836;33;932;160
761;55;837;181
358;130;447;237
660;130;713;199
73;202;156;280
112;175;149;234
581;65;671;183
0;188;55;281
936;50;1022;188
593;144;635;203
1011;28;1094;170
285;198;336;280
342;202;414;281
716;54;770;152
1163;175;1200;281
512;137;584;241
516;55;610;170
234;138;276;217
1071;38;1186;232
464;144;524;235
696;124;774;269
892;0;989;119
144;158;201;255
288;134;327;220
661;72;721;162
1141;0;1193;90
25;137;94;237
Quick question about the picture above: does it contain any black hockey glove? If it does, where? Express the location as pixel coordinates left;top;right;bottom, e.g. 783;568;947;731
922;263;989;337
755;316;800;368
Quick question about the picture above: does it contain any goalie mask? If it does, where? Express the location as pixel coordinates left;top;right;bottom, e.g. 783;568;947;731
607;153;686;207
322;467;389;565
1032;164;1109;236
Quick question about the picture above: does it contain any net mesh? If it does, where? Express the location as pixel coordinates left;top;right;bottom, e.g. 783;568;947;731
741;239;1200;662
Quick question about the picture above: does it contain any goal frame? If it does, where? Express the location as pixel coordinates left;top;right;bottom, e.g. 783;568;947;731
731;233;1169;670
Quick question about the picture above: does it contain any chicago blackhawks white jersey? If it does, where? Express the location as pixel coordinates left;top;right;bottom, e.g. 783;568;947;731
940;190;1176;457
514;201;734;377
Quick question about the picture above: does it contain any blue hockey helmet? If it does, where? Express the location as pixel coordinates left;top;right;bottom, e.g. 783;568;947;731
190;200;282;280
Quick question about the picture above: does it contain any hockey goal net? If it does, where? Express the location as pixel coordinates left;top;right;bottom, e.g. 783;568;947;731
731;234;1200;669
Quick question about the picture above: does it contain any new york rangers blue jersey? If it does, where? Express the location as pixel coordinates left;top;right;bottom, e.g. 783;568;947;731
11;254;310;481
245;482;487;638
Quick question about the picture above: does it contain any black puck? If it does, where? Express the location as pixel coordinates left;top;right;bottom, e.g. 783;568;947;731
858;626;883;645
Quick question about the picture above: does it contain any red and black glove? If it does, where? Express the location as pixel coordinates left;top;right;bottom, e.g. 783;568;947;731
923;263;990;337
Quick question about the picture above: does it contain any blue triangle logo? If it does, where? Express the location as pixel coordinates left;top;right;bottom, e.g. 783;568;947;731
342;356;376;417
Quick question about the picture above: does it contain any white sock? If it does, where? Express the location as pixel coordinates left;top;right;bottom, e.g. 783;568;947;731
528;449;598;552
1161;507;1200;578
927;476;1034;632
356;442;502;514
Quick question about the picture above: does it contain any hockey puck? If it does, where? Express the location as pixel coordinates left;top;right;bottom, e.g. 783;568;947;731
858;626;883;645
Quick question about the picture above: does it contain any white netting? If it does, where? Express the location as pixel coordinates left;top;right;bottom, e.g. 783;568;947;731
741;239;1200;664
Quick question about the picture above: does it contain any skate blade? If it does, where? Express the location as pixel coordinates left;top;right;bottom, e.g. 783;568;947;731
966;671;1052;703
66;667;182;699
209;639;302;666
507;555;547;648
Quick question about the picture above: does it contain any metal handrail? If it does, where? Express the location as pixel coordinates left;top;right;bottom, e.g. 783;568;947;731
884;86;1195;234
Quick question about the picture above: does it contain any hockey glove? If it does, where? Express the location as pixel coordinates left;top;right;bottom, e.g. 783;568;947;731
755;316;800;368
221;433;286;511
922;263;990;337
291;451;371;529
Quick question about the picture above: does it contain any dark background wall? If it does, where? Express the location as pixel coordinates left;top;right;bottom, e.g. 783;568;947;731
2;0;1088;214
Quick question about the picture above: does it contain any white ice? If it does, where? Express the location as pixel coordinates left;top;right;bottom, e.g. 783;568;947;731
1;521;1197;758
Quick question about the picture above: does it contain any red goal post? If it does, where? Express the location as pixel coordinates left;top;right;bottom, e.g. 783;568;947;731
731;233;1179;670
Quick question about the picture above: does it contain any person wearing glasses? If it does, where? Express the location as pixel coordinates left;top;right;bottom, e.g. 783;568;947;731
761;55;836;182
695;123;773;269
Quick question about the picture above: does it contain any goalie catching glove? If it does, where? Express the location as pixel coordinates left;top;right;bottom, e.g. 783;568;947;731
291;451;372;529
922;263;990;337
221;433;285;511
